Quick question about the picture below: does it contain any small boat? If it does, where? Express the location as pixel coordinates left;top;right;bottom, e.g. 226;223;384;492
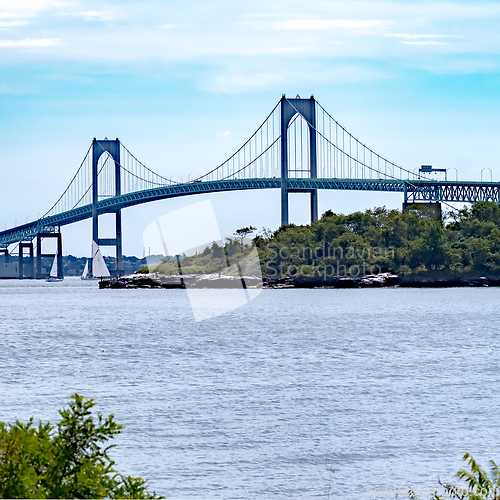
80;259;98;280
91;241;110;280
46;256;63;282
81;259;90;280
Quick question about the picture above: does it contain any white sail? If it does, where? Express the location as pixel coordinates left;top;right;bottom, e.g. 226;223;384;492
81;260;89;279
50;257;58;278
92;241;110;278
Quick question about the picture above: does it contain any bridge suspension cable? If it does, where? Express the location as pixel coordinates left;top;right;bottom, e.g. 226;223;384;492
41;144;93;219
40;140;177;221
37;96;443;226
4;94;499;254
290;98;429;182
194;101;282;183
290;98;458;209
190;97;433;185
119;141;175;187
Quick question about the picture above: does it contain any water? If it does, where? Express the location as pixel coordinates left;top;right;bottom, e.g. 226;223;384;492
1;279;499;499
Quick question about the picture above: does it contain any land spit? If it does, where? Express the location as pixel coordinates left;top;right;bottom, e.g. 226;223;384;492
98;272;500;289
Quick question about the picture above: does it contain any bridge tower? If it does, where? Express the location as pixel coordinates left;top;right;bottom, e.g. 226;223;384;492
280;95;318;226
92;138;123;276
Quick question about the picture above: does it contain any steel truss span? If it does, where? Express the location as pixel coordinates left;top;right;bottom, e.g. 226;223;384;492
2;178;500;247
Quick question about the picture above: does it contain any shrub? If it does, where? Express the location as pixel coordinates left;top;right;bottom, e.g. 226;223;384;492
0;394;161;499
409;452;500;500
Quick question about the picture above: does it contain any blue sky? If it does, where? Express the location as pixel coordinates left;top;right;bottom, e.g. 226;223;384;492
1;0;500;256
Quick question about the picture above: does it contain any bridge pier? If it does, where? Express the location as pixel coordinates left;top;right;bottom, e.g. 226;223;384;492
0;248;8;263
280;183;289;227
92;139;124;276
311;189;318;223
280;95;318;225
36;232;63;279
19;242;34;279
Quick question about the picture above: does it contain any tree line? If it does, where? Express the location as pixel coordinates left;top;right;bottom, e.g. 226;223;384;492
140;201;500;278
253;201;500;277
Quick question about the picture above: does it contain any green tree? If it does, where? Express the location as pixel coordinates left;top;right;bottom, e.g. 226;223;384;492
0;394;161;499
142;202;500;279
471;201;500;224
468;237;493;272
233;226;257;244
409;453;500;500
210;241;224;259
421;220;451;270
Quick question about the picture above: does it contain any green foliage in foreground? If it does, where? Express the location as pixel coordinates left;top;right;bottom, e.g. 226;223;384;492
409;453;500;499
0;394;161;499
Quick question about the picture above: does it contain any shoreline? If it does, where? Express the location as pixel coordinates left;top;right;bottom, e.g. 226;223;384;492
98;273;499;289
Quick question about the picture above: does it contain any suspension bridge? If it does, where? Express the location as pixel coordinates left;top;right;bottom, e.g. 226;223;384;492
1;95;499;279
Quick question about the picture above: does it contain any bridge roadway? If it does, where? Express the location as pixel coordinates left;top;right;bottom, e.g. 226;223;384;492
1;177;500;247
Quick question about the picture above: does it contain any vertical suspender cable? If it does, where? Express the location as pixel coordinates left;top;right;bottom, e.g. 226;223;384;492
300;116;303;176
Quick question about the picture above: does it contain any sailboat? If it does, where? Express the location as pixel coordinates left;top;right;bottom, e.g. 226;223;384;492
46;256;63;282
91;241;110;280
80;259;92;280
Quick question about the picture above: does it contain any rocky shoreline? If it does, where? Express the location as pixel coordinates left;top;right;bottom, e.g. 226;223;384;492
98;273;262;289
98;272;500;289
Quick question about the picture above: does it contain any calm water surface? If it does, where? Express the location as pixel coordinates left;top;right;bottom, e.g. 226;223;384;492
0;279;499;499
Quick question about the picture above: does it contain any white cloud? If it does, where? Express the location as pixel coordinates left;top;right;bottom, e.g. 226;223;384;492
216;130;231;137
386;34;457;39
401;41;450;46
0;20;29;27
278;19;388;31
59;10;120;22
207;71;286;94
72;11;114;22
385;33;460;47
203;60;391;94
0;38;59;47
0;0;498;83
0;0;69;19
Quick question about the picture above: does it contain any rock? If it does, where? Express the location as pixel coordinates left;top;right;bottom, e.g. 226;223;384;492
99;273;263;289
